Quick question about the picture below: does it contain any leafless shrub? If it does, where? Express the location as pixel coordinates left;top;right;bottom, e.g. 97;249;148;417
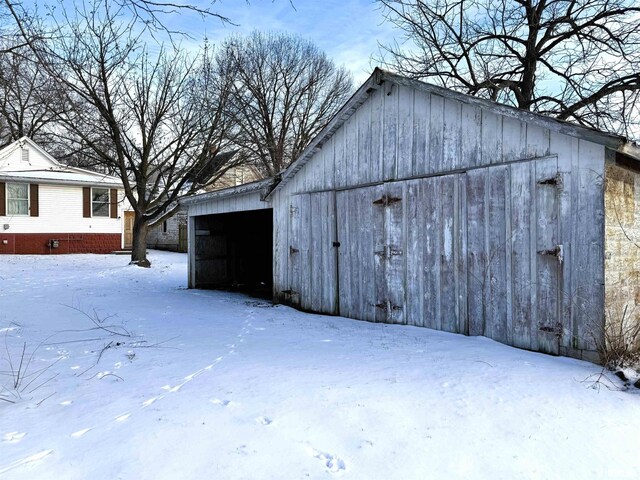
592;305;640;371
1;334;59;404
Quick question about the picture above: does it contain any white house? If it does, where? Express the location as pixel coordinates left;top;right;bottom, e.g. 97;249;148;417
0;137;127;254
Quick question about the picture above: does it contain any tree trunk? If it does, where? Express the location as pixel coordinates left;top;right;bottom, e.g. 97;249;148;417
130;216;151;267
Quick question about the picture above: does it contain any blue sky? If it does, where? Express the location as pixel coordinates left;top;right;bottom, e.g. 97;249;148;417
21;0;398;84
165;0;398;84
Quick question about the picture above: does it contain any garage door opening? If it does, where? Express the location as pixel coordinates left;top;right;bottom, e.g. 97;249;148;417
194;208;273;297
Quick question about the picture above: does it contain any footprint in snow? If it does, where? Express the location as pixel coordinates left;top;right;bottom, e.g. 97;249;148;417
310;448;346;474
209;398;233;407
256;416;272;426
161;361;222;393
114;413;131;422
71;428;92;438
142;396;161;408
0;450;53;475
2;432;26;443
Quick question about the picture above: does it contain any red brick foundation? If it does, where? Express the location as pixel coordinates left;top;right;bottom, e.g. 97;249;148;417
0;233;122;254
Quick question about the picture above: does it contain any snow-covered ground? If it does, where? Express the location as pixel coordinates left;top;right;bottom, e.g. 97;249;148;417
0;251;639;479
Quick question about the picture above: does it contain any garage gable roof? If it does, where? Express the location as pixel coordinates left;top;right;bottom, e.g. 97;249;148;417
266;68;640;199
180;177;276;206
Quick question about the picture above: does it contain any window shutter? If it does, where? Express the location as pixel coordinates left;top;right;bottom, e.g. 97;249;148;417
83;187;91;218
0;182;5;216
29;184;39;217
110;189;118;219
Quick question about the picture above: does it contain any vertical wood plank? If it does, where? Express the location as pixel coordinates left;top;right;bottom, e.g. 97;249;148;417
358;98;372;185
345;115;359;189
466;168;487;336
502;116;527;162
373;184;387;323
350;188;363;318
534;157;560;355
412;89;430;177
429;94;444;174
288;194;303;308
423;176;440;330
456;174;468;334
383;86;399;181
550;132;576;348
360;188;377;322
443;98;462;172
397;85;415;179
440;175;457;332
334;124;346;189
310;192;323;312
574;140;605;351
370;88;384;183
487;166;508;344
509;162;533;349
461;104;481;168
386;181;405;324
405;180;424;327
300;194;312;310
526;124;551;159
481;110;502;166
337;189;351;318
327;191;339;313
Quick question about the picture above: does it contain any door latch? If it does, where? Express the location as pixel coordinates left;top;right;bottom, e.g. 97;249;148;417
537;244;563;263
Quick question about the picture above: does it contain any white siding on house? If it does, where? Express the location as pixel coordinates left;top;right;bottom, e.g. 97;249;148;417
0;143;54;172
1;184;124;234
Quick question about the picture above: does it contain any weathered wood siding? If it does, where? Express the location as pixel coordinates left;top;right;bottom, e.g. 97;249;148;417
273;83;606;357
187;191;269;217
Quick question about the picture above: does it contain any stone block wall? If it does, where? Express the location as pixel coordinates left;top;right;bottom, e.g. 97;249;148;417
147;209;187;252
604;161;640;350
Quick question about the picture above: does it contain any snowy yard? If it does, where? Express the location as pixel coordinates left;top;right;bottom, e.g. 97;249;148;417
0;252;639;479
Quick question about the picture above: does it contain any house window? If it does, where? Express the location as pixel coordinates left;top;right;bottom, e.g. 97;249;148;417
92;188;110;217
162;221;168;233
7;183;29;215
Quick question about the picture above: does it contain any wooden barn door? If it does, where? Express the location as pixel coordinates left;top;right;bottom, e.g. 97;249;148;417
287;194;310;309
467;157;562;354
336;183;406;324
534;157;562;355
287;192;338;314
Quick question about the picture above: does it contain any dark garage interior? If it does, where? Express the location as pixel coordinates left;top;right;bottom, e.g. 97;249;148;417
193;209;273;296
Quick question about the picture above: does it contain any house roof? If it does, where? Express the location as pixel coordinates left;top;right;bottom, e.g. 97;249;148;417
0;137;123;188
266;68;640;199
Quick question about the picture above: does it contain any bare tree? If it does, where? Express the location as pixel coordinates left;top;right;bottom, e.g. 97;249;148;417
378;0;640;138
216;31;354;178
1;0;233;43
0;43;63;147
31;1;238;267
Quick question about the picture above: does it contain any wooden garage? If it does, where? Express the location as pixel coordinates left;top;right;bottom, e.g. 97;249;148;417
182;179;275;296
185;69;640;361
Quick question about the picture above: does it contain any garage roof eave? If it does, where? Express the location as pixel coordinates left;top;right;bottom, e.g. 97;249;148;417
179;177;277;206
